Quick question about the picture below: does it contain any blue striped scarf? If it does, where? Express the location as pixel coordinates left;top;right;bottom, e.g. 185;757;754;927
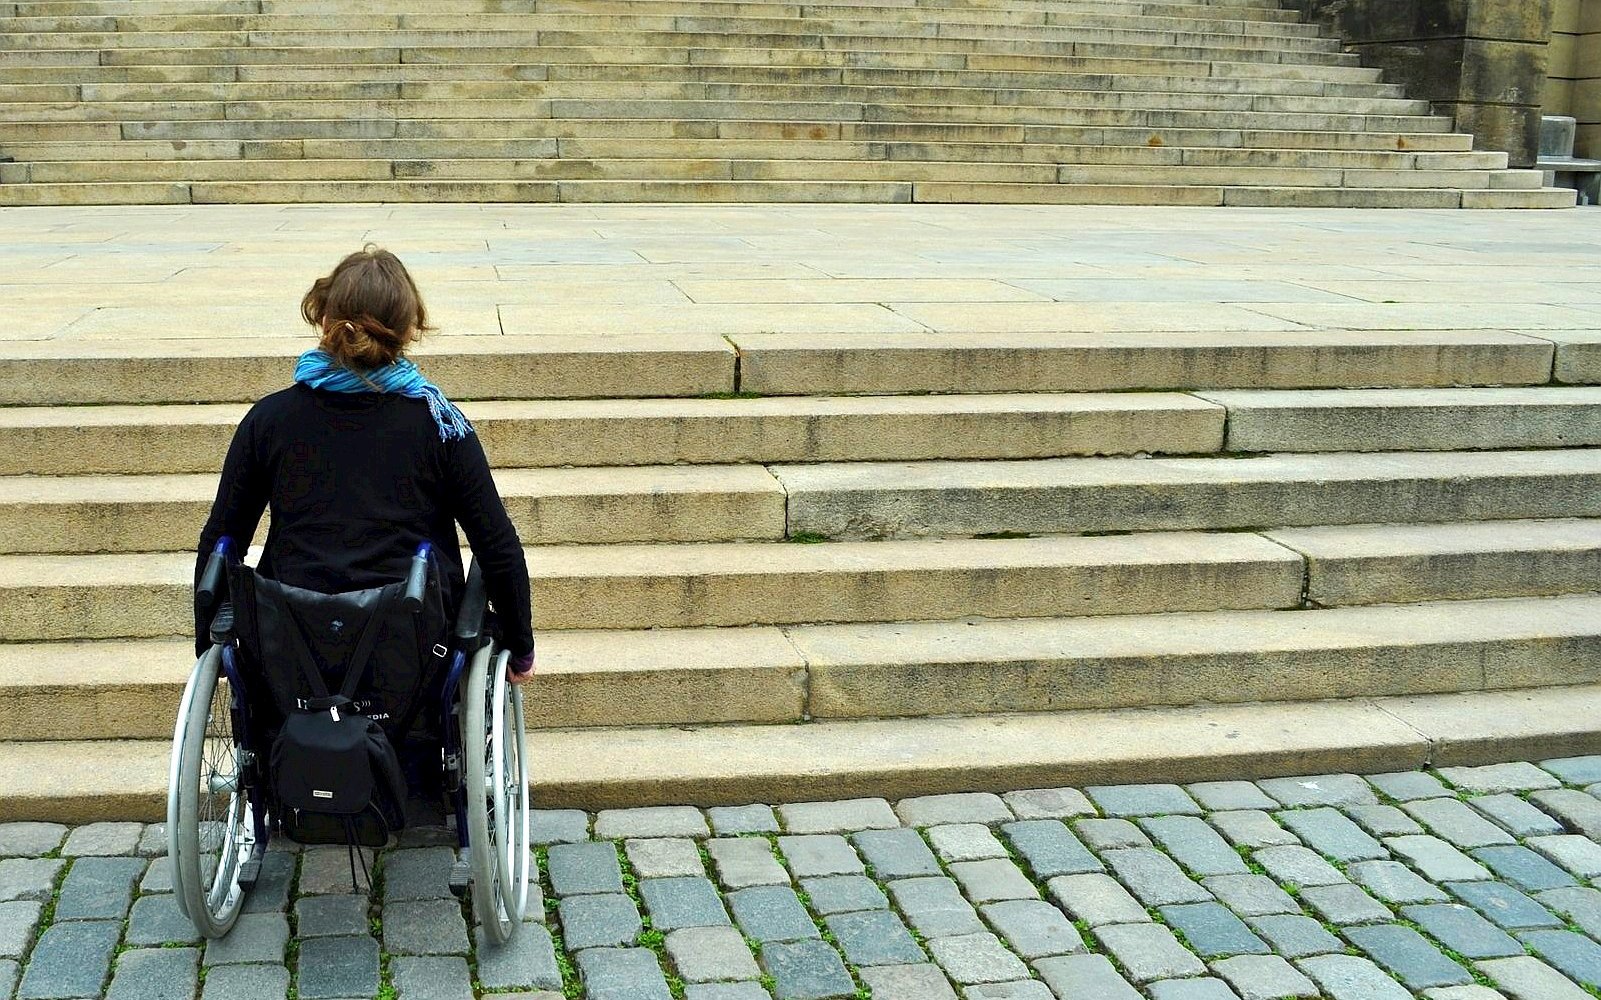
294;349;473;442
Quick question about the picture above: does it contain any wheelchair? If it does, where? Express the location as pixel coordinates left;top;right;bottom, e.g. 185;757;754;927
167;537;533;943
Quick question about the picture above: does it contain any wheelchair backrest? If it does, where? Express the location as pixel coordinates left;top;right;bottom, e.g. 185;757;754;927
226;563;451;741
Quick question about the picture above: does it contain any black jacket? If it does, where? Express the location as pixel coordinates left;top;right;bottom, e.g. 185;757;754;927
195;383;534;658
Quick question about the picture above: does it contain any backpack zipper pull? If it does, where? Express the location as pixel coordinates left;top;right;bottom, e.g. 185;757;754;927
330;705;341;722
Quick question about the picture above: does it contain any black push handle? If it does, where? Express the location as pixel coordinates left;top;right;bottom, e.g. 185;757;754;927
403;542;432;612
197;536;235;609
454;558;489;642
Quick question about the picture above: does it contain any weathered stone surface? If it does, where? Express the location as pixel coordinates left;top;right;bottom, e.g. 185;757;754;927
926;932;1030;984
708;838;789;889
391;956;474;1000
641;877;731;931
895;794;1011;828
1085;784;1201;818
1345;923;1473;989
1034;954;1142;1000
1300;883;1392;925
1387;836;1492;883
60;822;142;857
381;848;455;903
1297;953;1414;1000
1541;756;1601;786
777;836;862;878
1438;763;1561;794
1247;914;1345;959
890;877;984;937
1366;772;1453;802
199;963;289;1000
1104;847;1211;905
1187;782;1278;812
852;828;940;880
1001;788;1095;821
729;885;818;943
294;894;368;939
1402;903;1524;960
1274;808;1385;862
1472;845;1576;893
980;899;1083;959
1519;930;1601;990
548;842;625;897
0;901;40;959
295;935;381;1000
105;947;199;1000
1141;816;1249;876
759;939;855;1000
1447;880;1563;930
860;963;958;1000
927;825;1007;863
1475;955;1592;1000
1160;901;1270;957
54;856;144;921
475;922;563;991
1349;860;1449;904
1345;805;1424;839
1095;923;1206;983
825;909;923;967
665;925;762;982
1257;774;1376;808
558;893;642;950
594;807;708;841
707;805;779;836
1046;872;1149;926
0;824;66;858
0;858;63;904
531;809;590;845
1251;846;1347;888
1073;819;1151;851
1537;886;1601;938
1210;811;1299;849
16;920;119;1000
948;859;1038;904
203;912;290;966
1203;874;1299;917
125;891;199;946
801;875;885;915
1470;794;1564;838
1528;834;1601;877
625;838;705;878
1211;954;1318;1000
1405;799;1518;850
778;800;898;835
577;947;672;1000
1528;789;1601;839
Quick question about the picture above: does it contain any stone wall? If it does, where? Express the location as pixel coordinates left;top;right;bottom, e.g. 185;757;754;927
1545;0;1601;157
1287;0;1554;168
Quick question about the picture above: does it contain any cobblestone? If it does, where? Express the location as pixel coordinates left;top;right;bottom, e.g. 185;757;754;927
15;764;1601;1000
1541;756;1601;786
1001;788;1095;820
59;822;142;857
896;793;1011;828
708;838;790;888
851;828;940;880
1437;763;1561;794
707;804;779;836
777;799;898;835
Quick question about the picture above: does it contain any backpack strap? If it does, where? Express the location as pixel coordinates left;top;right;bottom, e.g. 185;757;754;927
255;577;334;703
337;583;401;702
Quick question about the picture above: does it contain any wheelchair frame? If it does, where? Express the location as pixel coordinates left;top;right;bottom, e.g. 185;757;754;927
168;537;533;944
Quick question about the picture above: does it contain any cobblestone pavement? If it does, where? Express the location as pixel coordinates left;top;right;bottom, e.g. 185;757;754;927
14;761;1601;998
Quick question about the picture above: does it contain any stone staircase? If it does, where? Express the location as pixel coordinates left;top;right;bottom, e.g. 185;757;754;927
0;0;1578;206
6;318;1601;821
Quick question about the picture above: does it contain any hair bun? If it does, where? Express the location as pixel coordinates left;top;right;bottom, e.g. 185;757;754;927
302;247;432;370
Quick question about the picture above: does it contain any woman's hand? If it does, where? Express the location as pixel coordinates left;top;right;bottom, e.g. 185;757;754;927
508;650;536;685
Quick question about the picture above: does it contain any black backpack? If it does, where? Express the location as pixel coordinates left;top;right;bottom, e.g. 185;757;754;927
262;580;409;849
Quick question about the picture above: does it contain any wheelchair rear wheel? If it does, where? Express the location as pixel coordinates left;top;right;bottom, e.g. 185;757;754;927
463;644;532;945
169;646;255;938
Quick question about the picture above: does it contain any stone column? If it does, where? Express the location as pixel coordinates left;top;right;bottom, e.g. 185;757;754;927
1287;0;1554;168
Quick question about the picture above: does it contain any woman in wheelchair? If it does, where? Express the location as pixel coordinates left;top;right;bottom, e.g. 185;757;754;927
172;247;537;942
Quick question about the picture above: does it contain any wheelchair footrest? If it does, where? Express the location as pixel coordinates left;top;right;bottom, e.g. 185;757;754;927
448;857;472;900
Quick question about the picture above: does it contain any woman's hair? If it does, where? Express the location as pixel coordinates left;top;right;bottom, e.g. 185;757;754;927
301;246;433;369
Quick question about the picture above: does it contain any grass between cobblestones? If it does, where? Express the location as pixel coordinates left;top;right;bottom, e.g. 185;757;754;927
534;845;584;1000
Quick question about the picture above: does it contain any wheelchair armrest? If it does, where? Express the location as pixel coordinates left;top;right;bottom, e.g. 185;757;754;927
454;558;489;644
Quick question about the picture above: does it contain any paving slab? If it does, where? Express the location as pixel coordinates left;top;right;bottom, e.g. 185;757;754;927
1475;955;1592;1000
859;963;958;1000
1344;923;1473;989
1141;815;1250;876
1209;812;1299;849
979;898;1083;960
1297;953;1413;1000
895;793;1011;828
1246;915;1345;959
1257;774;1376;808
1272;808;1385;862
1095;922;1207;983
1404;799;1518;849
1469;794;1565;838
1210;954;1318;1000
1366;772;1454;802
1103;847;1211;905
1045;872;1149;926
851;829;940;881
1344;804;1424;838
1187;782;1279;812
1161;902;1270;957
1000;788;1095;820
708;805;779;836
1402;903;1525;959
1085;784;1202;817
1034;954;1142;1000
665;925;762;982
1438;763;1562;794
778;799;898;835
1471;845;1576;892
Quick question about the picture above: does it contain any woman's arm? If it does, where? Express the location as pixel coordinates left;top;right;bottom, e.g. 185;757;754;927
194;410;270;653
447;432;535;659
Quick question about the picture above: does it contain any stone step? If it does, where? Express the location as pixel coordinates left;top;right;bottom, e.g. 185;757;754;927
3;592;1599;741
5;158;1515;186
0;83;1432;118
10;34;1363;69
0;63;1401;99
0;392;1227;477
0;8;1329;36
5;445;1601;554
0;23;1346;54
1205;387;1601;453
0;119;1474;154
776;448;1601;539
0;100;1446;135
0;530;1311;641
6;179;1556;206
6;682;1599;820
0;329;1553;407
0;137;1506;171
